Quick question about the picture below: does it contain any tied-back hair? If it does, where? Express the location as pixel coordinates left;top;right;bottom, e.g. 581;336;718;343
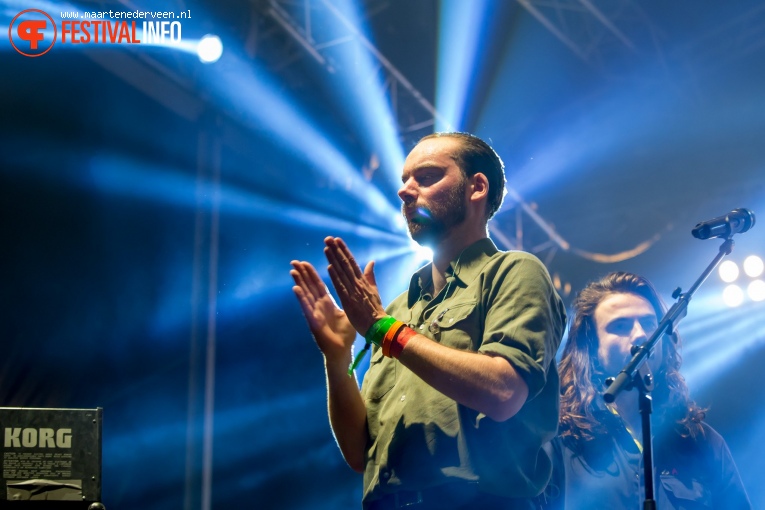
418;132;506;219
559;271;706;443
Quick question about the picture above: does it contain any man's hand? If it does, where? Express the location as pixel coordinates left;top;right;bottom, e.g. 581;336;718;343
323;237;387;336
290;260;357;361
291;255;370;472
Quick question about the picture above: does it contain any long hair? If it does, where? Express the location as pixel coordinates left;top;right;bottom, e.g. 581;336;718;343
418;132;506;219
558;272;706;443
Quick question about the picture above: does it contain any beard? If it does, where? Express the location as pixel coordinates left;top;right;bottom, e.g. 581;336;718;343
404;178;467;247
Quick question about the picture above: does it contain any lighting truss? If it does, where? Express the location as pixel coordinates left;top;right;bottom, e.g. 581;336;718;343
261;0;667;281
264;0;568;258
515;0;664;75
262;0;451;144
672;3;765;70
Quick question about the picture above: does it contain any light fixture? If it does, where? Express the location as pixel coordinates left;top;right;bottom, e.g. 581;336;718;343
747;279;765;302
722;284;744;307
718;260;739;283
743;255;764;278
197;34;223;64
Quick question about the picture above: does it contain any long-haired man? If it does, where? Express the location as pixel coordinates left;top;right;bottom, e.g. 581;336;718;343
545;271;750;509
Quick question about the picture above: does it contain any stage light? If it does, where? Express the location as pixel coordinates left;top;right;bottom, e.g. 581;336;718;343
411;240;433;262
682;303;765;391
744;255;764;278
393;213;407;231
717;256;765;305
722;284;744;307
748;280;765;302
196;50;402;231
308;0;406;190
86;154;404;244
197;34;222;64
435;0;492;131
719;260;740;283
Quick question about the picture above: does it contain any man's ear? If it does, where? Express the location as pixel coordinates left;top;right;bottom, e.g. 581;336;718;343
469;172;489;205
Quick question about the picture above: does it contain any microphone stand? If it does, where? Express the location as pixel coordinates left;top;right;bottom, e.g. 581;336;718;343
603;236;736;510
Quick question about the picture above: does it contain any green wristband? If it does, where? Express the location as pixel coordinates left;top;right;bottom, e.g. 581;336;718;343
371;316;397;346
365;316;396;347
363;317;387;344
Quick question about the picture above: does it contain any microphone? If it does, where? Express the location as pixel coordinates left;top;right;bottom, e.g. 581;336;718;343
691;208;756;240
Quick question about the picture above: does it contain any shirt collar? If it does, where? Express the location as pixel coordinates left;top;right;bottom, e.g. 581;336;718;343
406;238;499;307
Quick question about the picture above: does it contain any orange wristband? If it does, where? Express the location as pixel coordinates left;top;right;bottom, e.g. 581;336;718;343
382;321;405;357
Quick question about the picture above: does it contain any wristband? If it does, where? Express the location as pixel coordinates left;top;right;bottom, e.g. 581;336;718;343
381;321;405;358
347;341;371;376
363;318;385;345
348;316;409;376
390;326;415;358
365;316;397;347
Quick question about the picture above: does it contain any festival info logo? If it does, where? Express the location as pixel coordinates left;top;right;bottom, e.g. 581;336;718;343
9;9;186;57
9;9;57;57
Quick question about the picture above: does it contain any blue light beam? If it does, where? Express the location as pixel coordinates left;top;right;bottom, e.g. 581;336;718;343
302;0;406;191
196;47;402;232
435;0;492;132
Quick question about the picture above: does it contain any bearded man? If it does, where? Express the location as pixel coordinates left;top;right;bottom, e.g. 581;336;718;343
291;132;566;509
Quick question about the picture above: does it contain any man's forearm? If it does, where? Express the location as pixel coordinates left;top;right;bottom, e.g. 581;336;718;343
325;355;369;473
397;333;529;422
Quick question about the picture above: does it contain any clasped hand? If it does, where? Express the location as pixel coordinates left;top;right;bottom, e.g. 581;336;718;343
291;237;387;358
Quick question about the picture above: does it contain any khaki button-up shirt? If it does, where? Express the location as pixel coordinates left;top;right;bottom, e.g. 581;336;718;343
360;238;567;505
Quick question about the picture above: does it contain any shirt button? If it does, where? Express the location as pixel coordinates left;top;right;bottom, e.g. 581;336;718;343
400;395;406;402
419;324;425;330
382;470;390;480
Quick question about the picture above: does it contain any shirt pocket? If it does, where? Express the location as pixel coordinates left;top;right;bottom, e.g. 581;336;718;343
659;474;711;508
430;301;479;351
363;348;397;401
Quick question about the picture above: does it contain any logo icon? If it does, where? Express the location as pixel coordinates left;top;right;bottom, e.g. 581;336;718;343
9;9;57;57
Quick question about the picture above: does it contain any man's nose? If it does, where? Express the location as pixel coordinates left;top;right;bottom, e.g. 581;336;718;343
398;180;416;204
628;322;650;354
631;321;649;340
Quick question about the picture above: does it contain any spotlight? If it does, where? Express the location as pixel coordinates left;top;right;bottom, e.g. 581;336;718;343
748;280;765;302
718;260;739;283
743;255;764;278
197;34;223;64
410;240;433;262
722;284;744;307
